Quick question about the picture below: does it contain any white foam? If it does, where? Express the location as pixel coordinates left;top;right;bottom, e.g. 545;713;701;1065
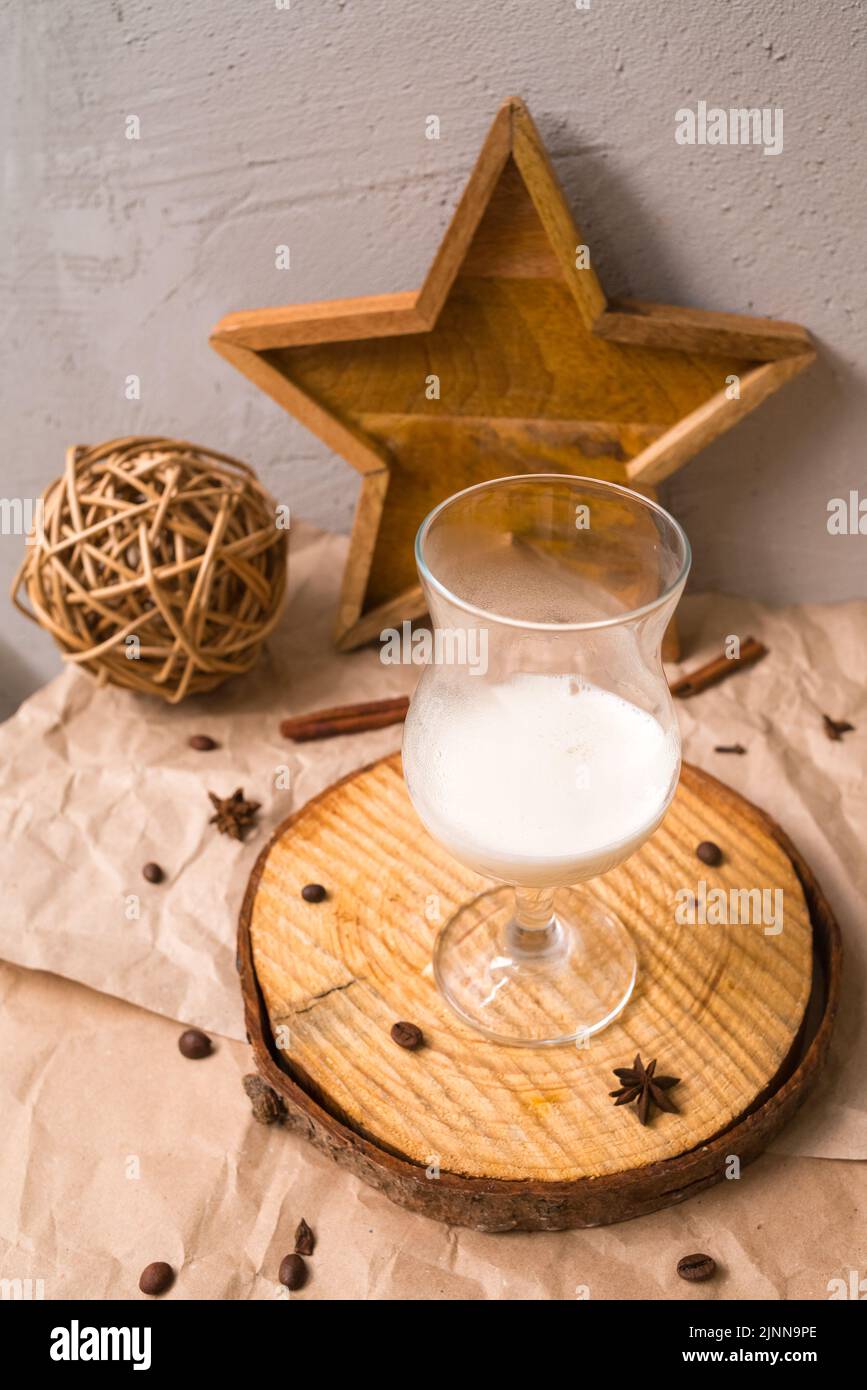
403;673;678;887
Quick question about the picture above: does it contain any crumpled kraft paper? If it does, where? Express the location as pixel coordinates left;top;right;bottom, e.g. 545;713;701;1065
0;523;865;1164
0;524;417;1041
0;958;863;1301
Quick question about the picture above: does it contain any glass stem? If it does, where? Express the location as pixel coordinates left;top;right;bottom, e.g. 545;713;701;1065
508;885;558;957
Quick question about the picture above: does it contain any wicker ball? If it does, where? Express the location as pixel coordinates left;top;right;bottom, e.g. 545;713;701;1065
13;436;287;703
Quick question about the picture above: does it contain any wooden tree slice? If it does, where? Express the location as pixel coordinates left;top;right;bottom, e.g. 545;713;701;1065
240;756;840;1230
249;761;808;1176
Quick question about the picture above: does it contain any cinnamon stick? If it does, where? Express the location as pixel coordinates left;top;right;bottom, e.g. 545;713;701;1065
281;638;768;737
670;637;768;699
280;695;409;742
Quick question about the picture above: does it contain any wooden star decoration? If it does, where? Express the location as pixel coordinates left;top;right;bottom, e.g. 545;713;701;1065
210;97;814;651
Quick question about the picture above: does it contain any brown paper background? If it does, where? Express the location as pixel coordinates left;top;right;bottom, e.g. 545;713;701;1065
1;959;863;1301
1;523;865;1299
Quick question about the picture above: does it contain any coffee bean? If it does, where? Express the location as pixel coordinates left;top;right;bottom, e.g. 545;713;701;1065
295;1218;315;1256
142;862;164;884
677;1253;716;1283
696;841;723;867
139;1261;174;1296
391;1021;423;1050
279;1253;308;1290
301;883;327;903
178;1027;212;1059
189;734;218;751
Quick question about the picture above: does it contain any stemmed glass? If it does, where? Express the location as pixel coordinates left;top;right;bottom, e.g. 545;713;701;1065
402;474;690;1047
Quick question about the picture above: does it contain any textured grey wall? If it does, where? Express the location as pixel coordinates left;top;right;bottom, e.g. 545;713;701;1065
2;0;865;714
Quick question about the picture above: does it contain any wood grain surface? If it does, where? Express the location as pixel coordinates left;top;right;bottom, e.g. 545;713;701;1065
212;97;815;654
247;756;815;1185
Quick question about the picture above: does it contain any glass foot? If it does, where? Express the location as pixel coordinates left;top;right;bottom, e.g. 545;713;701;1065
433;884;637;1047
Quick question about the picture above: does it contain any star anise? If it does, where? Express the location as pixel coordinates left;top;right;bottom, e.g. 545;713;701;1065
822;714;855;742
208;787;261;840
609;1053;680;1126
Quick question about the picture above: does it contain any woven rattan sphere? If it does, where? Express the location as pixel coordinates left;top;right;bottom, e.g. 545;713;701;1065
14;437;288;703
